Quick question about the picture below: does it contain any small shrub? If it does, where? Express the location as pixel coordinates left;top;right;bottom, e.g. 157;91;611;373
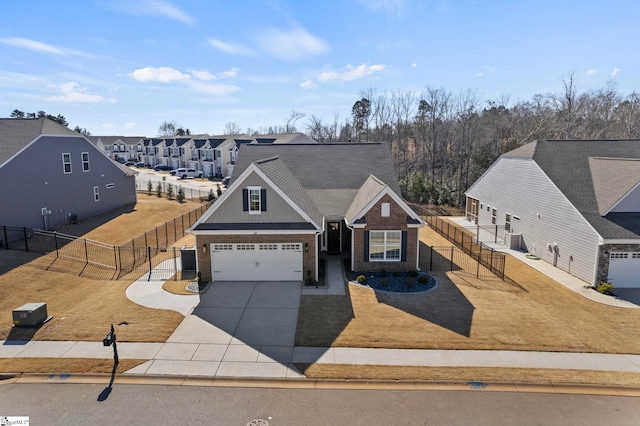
408;270;418;278
392;271;401;277
147;180;153;194
176;186;185;203
155;182;162;198
166;184;174;200
217;186;223;197
380;278;389;287
404;277;414;288
595;281;615;294
418;275;429;284
208;189;216;202
380;268;387;277
357;275;366;284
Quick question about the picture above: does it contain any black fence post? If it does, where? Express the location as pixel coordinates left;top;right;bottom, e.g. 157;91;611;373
450;246;454;271
147;246;152;281
495;225;498;243
476;244;482;278
173;247;178;281
155;227;159;247
3;226;8;249
174;218;177;242
23;227;29;252
181;214;185;237
490;249;494;275
429;246;433;270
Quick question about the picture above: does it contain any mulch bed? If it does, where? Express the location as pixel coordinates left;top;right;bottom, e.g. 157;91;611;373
344;259;435;293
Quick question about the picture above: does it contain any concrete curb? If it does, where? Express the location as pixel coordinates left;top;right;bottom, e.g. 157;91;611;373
5;372;640;397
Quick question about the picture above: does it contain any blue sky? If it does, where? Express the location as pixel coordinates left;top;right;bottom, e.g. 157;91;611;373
1;0;639;136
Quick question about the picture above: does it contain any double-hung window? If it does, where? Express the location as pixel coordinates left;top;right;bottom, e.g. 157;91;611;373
370;230;401;261
82;152;90;171
62;153;72;174
249;187;261;213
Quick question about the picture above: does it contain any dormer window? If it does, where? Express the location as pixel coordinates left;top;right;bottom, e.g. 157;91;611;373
243;186;267;214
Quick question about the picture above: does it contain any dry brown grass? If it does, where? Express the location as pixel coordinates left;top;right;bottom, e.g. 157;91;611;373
0;197;201;342
296;364;640;387
0;358;146;374
295;225;640;354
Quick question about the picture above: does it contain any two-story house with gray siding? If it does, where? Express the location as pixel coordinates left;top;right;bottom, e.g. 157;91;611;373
0;118;137;230
465;139;640;288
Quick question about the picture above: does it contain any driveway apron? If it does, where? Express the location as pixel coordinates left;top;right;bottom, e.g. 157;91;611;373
126;281;304;378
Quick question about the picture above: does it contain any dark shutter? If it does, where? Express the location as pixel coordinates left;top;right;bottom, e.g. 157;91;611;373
261;188;267;211
242;189;249;211
363;231;370;262
401;231;407;262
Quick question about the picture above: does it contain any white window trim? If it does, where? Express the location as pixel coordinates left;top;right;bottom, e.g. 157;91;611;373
248;186;261;214
369;230;402;262
93;186;100;202
62;153;72;174
81;152;90;172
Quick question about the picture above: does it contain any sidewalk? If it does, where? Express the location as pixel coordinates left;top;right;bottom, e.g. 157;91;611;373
3;340;640;377
448;217;640;309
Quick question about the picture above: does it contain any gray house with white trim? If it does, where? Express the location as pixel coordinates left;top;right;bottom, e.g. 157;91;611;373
465;139;640;288
0;118;137;230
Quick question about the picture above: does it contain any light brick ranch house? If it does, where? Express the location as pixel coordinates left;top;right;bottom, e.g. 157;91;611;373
189;143;425;282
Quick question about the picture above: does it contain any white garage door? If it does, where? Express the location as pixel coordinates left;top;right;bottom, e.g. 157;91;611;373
211;243;303;281
607;252;640;288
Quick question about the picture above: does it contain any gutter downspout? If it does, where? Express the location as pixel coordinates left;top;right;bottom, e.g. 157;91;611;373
344;221;355;272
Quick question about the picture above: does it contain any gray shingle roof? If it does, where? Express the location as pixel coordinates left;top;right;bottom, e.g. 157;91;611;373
504;139;640;239
255;157;324;227
345;175;386;222
232;143;401;218
0;118;79;165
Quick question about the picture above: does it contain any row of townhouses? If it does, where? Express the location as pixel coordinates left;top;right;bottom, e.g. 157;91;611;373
89;133;316;178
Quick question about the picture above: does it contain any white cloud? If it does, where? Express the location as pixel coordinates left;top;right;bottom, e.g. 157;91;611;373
587;69;597;75
482;64;495;72
124;122;136;129
186;80;240;96
191;70;217;81
611;67;621;77
411;63;417;67
208;38;253;56
109;98;118;104
218;68;240;79
47;82;105;103
318;64;384;83
101;123;115;129
359;0;406;15
475;72;484;78
105;0;194;25
0;37;64;55
299;79;317;90
257;27;328;60
130;67;191;83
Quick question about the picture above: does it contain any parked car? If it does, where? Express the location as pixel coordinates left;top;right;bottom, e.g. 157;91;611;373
153;164;172;171
170;168;203;179
134;162;147;168
124;161;135;166
221;176;231;187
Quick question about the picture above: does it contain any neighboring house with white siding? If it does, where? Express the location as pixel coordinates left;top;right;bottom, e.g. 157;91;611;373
465;139;640;288
0;118;137;231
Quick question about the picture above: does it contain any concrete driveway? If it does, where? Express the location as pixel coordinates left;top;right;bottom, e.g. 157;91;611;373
126;281;304;378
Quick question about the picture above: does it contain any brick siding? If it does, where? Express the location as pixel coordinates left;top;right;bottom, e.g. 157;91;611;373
352;194;419;273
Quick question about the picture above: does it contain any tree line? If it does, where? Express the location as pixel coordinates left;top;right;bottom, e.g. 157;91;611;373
300;73;640;206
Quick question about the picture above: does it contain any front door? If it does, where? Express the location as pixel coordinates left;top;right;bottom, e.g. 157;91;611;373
327;222;341;254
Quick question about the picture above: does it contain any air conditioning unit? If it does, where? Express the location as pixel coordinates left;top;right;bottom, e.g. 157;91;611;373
13;303;48;326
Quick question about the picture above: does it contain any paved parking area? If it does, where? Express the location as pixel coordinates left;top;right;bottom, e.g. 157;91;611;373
124;281;305;378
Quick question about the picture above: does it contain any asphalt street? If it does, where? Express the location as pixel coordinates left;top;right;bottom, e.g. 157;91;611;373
1;383;639;425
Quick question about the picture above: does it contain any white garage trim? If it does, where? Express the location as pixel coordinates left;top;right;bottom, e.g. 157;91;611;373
607;252;640;288
211;242;303;281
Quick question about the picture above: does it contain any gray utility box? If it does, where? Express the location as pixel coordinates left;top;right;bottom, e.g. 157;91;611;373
13;303;48;326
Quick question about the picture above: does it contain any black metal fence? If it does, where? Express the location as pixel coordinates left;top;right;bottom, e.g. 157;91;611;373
136;182;221;202
0;202;209;281
408;202;506;280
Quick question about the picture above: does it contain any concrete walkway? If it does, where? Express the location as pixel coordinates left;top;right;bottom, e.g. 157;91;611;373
301;257;346;296
448;217;640;309
3;340;640;376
